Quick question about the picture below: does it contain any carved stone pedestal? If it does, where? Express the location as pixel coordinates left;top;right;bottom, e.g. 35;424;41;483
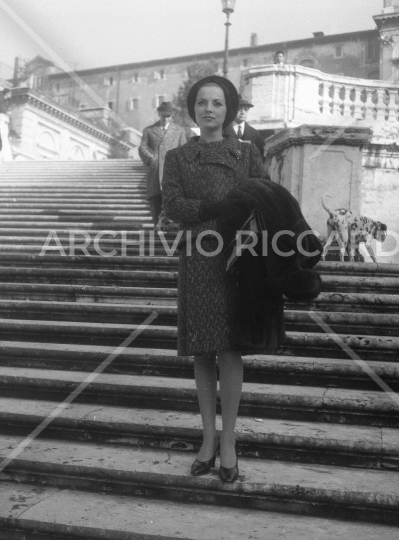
264;125;372;240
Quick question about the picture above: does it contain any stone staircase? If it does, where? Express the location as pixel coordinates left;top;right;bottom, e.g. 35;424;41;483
0;159;398;539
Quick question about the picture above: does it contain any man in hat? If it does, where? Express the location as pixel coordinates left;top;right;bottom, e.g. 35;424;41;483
139;101;187;227
226;95;265;158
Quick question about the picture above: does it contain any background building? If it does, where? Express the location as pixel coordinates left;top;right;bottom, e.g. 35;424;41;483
28;28;380;134
2;1;398;159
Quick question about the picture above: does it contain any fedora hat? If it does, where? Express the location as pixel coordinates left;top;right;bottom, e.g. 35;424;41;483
157;101;175;113
238;95;254;108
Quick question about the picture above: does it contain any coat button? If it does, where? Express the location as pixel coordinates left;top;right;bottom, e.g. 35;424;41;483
227;169;235;177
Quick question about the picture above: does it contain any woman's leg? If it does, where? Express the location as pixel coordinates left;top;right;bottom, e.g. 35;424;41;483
218;350;243;468
194;354;218;460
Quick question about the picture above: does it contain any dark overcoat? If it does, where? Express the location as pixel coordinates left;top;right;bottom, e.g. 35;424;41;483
162;134;270;356
225;122;265;158
139;121;187;199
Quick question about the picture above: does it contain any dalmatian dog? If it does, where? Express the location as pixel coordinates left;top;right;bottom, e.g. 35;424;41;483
321;196;387;263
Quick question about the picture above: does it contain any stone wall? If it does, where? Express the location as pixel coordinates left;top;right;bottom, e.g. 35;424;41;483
263;125;399;264
362;136;399;263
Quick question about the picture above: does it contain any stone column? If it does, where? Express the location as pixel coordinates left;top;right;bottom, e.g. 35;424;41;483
374;8;399;82
264;125;372;239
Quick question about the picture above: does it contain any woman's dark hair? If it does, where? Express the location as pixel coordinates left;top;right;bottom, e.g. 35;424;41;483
187;75;239;129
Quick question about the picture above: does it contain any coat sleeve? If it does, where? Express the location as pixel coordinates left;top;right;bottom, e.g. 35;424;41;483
138;128;156;165
162;149;202;224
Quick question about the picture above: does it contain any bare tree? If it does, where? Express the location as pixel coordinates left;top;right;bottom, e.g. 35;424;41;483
173;60;218;137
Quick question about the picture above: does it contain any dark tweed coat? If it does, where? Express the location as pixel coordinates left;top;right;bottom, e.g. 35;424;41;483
139;121;187;199
162;135;265;356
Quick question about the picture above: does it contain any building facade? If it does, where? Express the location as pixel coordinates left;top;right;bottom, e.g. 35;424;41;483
22;29;380;134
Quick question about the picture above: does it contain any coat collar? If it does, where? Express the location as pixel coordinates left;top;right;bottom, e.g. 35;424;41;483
152;121;178;137
182;134;243;165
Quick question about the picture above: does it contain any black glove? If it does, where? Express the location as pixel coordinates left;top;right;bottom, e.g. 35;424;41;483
199;198;251;225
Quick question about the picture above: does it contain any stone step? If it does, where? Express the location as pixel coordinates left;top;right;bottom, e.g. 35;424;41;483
1;283;397;313
0;178;146;184
0;164;143;169
322;275;399;293
2;253;399;279
0;244;163;256
0;192;148;201
1;481;398;540
0;181;146;185
0;254;177;269
0;283;178;304
0;236;180;247
0;159;140;164
0;342;398;390
0;299;177;323
297;292;399;313
0;319;397;360
1;435;399;525
0;189;147;196
0;266;178;286
0;209;150;216
0;265;397;302
0;366;398;426
0;199;148;209
0;228;176;238
0;176;144;180
2;396;399;470
0;203;149;209
0;220;154;230
320;261;399;277
0;300;397;336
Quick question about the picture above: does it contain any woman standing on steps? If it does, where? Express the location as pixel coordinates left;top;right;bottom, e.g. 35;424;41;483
162;76;265;483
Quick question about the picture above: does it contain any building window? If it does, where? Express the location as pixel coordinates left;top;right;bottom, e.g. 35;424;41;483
130;73;140;84
30;75;43;91
103;76;114;86
242;59;249;68
79;103;87;109
153;69;166;80
108;101;114;110
127;97;140;111
367;38;379;62
335;46;342;58
155;94;166;107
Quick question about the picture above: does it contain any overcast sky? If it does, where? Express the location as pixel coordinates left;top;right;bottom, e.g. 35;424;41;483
0;0;383;73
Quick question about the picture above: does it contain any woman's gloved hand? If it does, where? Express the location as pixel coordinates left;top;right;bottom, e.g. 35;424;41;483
198;198;251;225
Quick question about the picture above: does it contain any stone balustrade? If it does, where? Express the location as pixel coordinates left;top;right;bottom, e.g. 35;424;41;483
243;64;399;135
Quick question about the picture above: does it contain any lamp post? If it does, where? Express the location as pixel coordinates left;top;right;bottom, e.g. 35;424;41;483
221;0;236;78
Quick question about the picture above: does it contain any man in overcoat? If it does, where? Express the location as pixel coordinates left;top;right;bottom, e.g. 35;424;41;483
225;95;265;159
139;102;187;226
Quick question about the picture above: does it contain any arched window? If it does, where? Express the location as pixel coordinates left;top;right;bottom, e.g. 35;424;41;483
69;146;85;160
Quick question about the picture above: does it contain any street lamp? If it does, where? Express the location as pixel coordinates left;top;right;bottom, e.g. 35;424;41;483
221;0;236;78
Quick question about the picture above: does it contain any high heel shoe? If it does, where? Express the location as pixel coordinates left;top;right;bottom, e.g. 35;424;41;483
191;445;219;476
219;447;239;483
